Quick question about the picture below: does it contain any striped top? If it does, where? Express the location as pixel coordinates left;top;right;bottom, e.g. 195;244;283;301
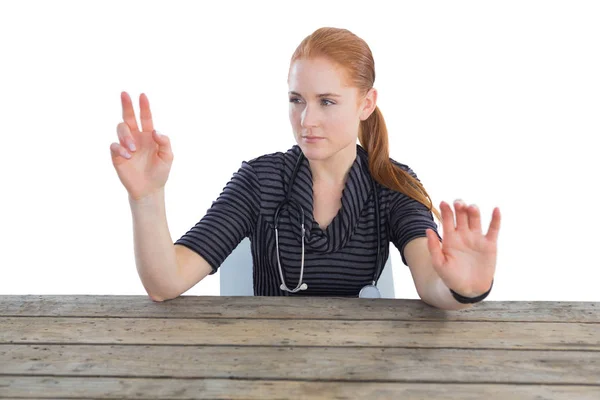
174;144;441;297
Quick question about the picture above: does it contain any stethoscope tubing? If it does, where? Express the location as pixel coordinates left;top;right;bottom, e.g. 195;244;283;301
274;149;381;293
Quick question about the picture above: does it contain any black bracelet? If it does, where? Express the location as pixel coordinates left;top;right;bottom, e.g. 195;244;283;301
449;279;494;304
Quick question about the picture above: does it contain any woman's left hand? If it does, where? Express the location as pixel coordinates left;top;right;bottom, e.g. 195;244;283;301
425;200;501;297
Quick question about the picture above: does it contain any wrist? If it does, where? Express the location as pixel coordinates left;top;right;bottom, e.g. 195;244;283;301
129;189;166;207
129;190;167;221
423;276;474;310
450;278;495;297
449;279;494;304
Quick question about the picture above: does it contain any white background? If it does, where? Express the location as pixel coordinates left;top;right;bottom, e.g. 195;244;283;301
1;0;598;301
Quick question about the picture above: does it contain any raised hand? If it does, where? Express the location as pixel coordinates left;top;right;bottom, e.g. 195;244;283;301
110;92;174;201
425;200;501;297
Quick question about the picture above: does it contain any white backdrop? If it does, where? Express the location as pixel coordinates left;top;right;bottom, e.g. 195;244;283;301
1;0;598;301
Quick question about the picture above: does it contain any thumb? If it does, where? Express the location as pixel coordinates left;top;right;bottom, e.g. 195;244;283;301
152;130;174;161
426;229;445;269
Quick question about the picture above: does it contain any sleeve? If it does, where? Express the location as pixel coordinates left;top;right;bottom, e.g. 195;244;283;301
388;165;442;267
174;161;261;275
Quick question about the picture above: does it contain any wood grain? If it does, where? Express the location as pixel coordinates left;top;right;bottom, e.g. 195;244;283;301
1;377;599;400
1;295;598;322
2;295;599;399
2;345;599;384
1;317;598;350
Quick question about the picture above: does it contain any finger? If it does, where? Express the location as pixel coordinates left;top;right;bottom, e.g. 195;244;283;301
468;204;482;234
153;130;174;162
485;207;501;243
454;199;469;231
117;122;137;152
139;93;155;133
121;91;140;133
426;228;445;269
110;142;132;160
440;201;456;238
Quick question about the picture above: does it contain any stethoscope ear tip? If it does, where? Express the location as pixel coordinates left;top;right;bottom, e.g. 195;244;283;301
300;283;308;290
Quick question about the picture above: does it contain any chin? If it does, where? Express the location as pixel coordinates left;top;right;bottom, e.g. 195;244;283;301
297;143;331;161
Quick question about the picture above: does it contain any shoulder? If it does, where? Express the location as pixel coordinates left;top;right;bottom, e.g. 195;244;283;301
389;157;418;180
243;145;301;174
375;155;420;198
379;157;429;212
227;146;301;196
360;143;418;181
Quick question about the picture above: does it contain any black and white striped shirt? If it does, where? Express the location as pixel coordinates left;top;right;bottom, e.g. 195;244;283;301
175;144;441;296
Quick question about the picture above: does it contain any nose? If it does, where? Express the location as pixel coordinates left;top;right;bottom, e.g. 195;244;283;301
300;103;320;128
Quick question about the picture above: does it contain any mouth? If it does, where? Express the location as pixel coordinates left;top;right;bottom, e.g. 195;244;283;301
302;136;325;143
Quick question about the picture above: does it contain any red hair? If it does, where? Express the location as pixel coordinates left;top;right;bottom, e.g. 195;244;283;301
288;27;442;223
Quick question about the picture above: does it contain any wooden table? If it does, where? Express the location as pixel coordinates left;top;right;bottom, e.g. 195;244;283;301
1;295;599;399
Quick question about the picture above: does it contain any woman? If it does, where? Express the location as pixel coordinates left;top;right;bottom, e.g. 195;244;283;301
110;27;501;309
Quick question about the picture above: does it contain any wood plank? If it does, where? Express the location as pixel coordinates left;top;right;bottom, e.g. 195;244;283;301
2;317;598;350
2;345;599;384
1;295;599;322
1;377;599;400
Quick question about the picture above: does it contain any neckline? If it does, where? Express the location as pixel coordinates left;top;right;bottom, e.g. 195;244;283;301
286;144;373;253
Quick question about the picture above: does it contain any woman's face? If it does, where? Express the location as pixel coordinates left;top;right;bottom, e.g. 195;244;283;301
288;57;376;161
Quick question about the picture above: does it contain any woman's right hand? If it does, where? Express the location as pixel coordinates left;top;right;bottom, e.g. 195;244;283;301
110;92;174;201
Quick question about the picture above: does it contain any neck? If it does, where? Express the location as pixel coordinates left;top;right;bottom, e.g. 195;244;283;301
307;143;357;187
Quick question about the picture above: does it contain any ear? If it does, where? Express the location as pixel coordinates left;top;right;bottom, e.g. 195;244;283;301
359;88;378;121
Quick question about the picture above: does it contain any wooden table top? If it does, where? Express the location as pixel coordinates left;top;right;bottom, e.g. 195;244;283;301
1;295;599;399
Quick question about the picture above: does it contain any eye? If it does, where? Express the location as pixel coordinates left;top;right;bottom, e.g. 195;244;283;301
288;98;335;106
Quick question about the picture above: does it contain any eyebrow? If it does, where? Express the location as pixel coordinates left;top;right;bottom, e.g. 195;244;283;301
288;91;341;98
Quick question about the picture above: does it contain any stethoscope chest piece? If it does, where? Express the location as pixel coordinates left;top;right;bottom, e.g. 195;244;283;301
359;284;381;299
280;282;308;292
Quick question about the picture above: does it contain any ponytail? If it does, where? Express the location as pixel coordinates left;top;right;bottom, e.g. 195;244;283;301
359;106;442;224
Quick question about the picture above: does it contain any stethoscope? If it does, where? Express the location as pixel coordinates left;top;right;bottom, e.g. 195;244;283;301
273;150;383;298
